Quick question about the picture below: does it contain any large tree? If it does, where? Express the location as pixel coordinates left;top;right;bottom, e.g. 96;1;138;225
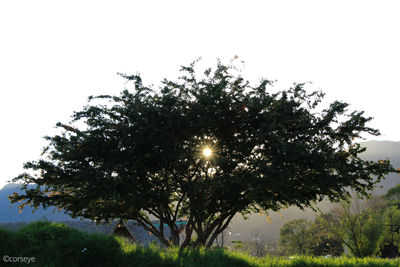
9;60;397;247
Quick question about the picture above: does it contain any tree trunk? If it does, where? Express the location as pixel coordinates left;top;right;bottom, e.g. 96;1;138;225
181;216;194;247
168;223;180;246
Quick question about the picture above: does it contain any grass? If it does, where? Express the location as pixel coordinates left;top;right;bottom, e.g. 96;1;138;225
1;221;400;266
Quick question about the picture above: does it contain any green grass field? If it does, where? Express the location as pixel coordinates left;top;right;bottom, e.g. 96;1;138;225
1;221;399;267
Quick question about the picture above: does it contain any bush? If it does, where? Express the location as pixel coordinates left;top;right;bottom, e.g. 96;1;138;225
0;227;14;255
5;221;122;266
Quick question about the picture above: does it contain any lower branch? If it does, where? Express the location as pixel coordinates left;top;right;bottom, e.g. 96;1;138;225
135;215;170;247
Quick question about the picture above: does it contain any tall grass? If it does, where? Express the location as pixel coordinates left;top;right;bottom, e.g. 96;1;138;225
1;221;399;267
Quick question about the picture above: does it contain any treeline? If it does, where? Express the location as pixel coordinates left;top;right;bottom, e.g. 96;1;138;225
278;183;400;258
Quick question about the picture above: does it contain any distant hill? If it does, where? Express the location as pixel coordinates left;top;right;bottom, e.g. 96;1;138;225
359;141;400;195
0;183;75;222
1;140;399;242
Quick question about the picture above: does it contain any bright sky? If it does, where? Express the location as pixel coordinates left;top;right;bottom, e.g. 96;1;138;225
1;0;399;188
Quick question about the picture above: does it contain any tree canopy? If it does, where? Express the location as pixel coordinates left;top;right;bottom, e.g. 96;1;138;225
9;59;397;247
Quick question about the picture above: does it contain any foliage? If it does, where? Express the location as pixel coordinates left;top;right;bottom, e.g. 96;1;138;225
279;219;312;255
0;227;14;256
9;59;397;247
378;206;400;258
320;197;386;257
280;192;400;258
384;183;400;209
304;213;344;257
279;215;343;257
2;221;400;266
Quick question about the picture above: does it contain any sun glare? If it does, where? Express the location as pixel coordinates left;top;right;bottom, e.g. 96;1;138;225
203;148;212;158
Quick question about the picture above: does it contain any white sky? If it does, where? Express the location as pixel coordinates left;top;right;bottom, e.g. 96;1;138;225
1;0;399;188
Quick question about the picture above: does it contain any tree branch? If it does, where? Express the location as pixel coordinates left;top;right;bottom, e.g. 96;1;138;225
206;212;236;247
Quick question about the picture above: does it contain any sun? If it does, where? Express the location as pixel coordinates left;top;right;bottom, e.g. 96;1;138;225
203;148;212;158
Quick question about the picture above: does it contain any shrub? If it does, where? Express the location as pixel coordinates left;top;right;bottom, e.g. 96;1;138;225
0;227;14;255
10;221;122;266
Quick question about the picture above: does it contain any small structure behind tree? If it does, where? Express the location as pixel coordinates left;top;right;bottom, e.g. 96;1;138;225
111;219;136;242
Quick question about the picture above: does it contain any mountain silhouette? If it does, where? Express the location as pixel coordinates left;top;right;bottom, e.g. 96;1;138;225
0;183;75;222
